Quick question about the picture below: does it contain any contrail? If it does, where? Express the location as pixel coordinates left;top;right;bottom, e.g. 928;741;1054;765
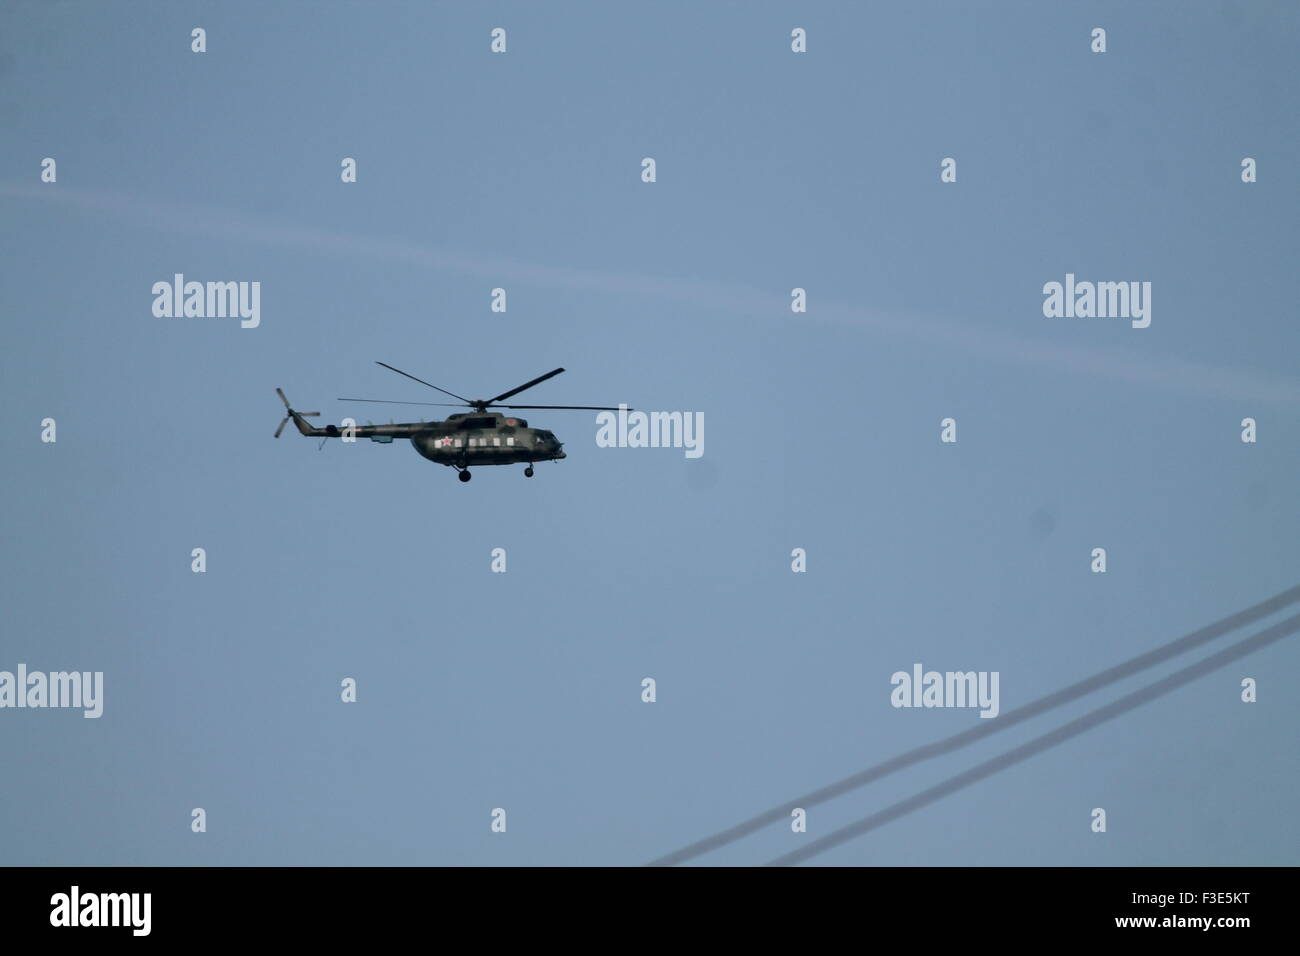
648;582;1300;866
4;182;1300;405
765;609;1300;866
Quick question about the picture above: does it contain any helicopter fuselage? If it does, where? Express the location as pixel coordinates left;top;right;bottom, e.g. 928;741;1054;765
290;408;565;469
407;412;565;467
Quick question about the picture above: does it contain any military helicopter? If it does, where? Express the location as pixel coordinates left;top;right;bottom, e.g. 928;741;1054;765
275;363;624;482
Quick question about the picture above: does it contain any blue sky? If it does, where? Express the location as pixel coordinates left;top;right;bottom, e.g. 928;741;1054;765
1;0;1297;865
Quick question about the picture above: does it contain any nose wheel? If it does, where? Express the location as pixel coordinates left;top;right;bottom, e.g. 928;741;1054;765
524;466;534;478
458;469;472;482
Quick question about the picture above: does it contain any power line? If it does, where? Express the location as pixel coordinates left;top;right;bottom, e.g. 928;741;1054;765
648;582;1300;866
765;609;1299;865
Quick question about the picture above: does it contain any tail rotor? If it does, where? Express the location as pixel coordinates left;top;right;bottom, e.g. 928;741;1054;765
275;388;319;438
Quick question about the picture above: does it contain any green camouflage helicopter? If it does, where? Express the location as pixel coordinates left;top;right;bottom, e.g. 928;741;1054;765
275;363;623;482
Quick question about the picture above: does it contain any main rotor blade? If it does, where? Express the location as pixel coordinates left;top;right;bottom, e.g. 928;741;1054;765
487;367;565;405
497;404;630;411
375;362;473;403
337;398;464;407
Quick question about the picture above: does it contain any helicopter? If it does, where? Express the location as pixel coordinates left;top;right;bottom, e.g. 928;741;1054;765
275;363;625;482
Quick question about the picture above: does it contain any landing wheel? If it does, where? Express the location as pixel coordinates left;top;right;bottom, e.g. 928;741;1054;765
458;470;472;482
524;466;534;478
